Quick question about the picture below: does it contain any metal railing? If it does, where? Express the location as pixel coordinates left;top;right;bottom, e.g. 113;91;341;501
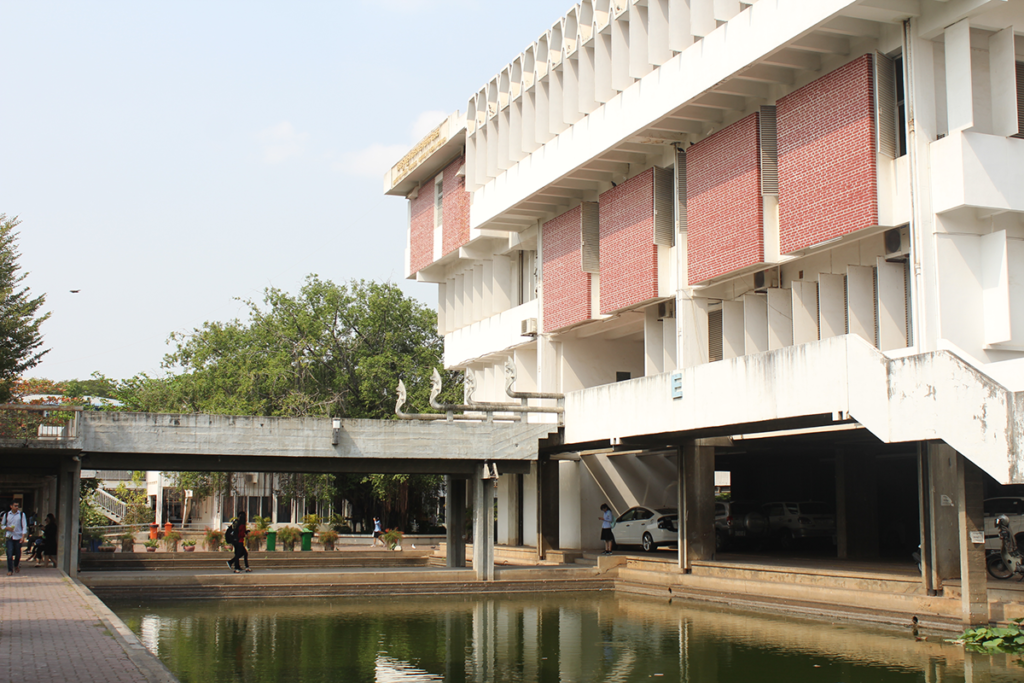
0;403;81;440
92;488;127;524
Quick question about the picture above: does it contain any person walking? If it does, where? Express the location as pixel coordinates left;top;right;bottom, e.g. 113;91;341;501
372;517;384;548
599;504;615;555
42;513;58;568
227;510;250;573
3;501;29;576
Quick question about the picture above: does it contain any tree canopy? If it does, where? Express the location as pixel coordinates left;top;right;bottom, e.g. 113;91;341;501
0;215;49;403
112;276;458;417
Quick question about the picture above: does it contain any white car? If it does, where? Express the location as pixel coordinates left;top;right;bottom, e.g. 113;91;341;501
613;506;677;552
762;502;836;548
983;497;1024;551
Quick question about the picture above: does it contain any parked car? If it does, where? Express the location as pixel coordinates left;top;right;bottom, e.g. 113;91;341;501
983;497;1024;552
613;506;678;552
762;502;836;548
715;501;769;551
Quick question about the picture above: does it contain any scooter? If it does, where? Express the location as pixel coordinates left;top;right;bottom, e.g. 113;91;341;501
985;514;1024;581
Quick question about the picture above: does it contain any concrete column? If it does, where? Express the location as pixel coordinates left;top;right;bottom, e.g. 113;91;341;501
957;454;988;626
445;476;467;568
835;450;879;559
679;441;715;571
155;474;164;525
644;305;665;376
57;455;81;576
537;455;560;560
473;464;495;581
497;473;522;546
917;443;936;595
926;442;961;585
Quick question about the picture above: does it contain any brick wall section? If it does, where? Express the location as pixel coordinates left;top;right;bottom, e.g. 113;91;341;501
686;112;764;285
441;154;470;256
408;181;434;275
407;154;469;276
777;54;877;254
599;168;658;314
542;206;591;332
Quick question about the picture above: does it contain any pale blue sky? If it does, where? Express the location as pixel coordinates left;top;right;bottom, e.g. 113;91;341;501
1;0;566;381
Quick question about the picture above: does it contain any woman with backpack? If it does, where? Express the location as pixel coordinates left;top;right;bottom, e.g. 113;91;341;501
227;510;250;573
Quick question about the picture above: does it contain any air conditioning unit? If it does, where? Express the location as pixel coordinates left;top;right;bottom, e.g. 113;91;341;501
884;226;910;262
657;300;675;321
246;473;259;485
753;270;778;293
521;318;538;337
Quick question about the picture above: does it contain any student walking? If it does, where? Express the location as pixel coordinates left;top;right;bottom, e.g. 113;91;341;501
227;510;251;573
3;501;29;576
372;517;384;547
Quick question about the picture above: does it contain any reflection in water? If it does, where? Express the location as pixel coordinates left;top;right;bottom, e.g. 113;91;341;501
106;592;1022;683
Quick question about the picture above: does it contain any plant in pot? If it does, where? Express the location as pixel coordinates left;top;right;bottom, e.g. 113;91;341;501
118;528;137;552
301;514;320;551
329;513;350;533
318;529;339;551
163;530;182;552
99;537;116;552
277;526;301;551
382;529;404;551
252;515;271;531
143;539;159;553
204;527;224;552
182;539;197;552
246;528;266;552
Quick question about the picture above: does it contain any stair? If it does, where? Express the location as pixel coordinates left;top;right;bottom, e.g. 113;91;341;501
91;488;126;524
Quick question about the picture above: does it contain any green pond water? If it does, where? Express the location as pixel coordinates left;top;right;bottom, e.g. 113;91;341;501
106;592;1022;683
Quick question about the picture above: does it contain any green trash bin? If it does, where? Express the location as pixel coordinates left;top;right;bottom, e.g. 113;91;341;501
301;530;313;552
266;529;276;552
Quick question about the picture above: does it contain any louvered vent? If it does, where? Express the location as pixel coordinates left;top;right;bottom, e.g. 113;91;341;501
1013;61;1024;140
874;52;897;158
759;105;778;196
904;260;914;347
653;166;674;246
581;202;600;274
708;308;723;362
677;148;687;233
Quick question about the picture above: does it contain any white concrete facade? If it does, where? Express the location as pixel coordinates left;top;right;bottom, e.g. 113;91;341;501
387;0;1024;555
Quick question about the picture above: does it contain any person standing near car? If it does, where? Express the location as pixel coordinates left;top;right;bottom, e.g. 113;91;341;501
599;504;615;555
3;501;29;576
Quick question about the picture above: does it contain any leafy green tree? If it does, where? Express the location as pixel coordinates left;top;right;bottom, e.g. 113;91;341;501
0;215;49;402
112;277;458;529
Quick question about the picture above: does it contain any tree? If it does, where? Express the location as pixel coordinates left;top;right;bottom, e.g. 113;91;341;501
0;215;49;402
112;277;459;529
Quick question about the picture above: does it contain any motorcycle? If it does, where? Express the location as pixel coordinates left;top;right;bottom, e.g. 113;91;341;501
985;514;1024;581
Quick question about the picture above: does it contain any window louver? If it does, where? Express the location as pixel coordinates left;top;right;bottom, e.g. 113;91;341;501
1013;61;1024;140
708;308;723;362
759;105;778;196
654;166;674;247
677;148;687;233
581;202;600;274
874;52;897;158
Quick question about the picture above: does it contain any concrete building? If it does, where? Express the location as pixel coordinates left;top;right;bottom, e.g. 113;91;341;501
385;0;1024;623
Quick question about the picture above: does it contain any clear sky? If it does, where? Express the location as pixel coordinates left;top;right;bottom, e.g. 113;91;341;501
1;0;567;382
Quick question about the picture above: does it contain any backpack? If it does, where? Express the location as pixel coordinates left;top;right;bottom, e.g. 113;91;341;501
225;525;237;544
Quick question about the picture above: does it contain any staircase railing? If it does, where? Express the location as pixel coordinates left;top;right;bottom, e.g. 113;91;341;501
92;488;127;524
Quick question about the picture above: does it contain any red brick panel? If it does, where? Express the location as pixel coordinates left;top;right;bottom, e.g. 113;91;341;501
408;182;434;276
442;155;470;256
777;54;877;254
599;168;658;314
686;113;764;285
542;206;591;332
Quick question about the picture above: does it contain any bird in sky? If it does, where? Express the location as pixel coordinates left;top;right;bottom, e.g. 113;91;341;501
70;290;80;293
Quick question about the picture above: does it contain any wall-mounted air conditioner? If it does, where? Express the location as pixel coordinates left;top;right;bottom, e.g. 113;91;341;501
884;226;910;262
753;270;778;293
521;318;538;337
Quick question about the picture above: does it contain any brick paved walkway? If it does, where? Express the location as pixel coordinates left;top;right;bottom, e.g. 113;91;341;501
0;566;176;683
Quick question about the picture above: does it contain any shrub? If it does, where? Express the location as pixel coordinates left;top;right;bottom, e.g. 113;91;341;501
318;529;339;551
252;515;272;531
143;539;159;549
204;528;224;552
277;526;301;551
182;539;197;547
301;514;321;532
382;529;404;550
246;528;266;551
163;530;182;552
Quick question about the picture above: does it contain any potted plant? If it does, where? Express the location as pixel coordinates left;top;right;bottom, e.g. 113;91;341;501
163;530;182;552
329;513;350;533
277;526;301;551
143;539;159;553
301;514;320;552
246;528;267;552
382;529;404;551
118;528;137;553
182;539;197;552
253;515;272;531
204;527;224;552
98;538;116;552
318;529;339;551
82;528;102;552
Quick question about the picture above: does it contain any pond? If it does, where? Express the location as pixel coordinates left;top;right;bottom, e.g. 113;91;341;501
107;592;1022;683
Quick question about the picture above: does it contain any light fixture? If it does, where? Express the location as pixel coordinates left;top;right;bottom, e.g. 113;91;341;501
331;418;342;445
